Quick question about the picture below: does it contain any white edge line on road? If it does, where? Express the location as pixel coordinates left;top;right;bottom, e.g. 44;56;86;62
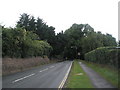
58;61;73;89
12;73;35;83
39;68;48;72
49;66;55;68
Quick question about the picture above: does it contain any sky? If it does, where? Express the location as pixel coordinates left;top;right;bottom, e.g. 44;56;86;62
0;0;119;41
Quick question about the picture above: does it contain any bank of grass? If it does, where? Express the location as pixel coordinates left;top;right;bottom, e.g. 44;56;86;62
65;60;93;88
81;60;119;88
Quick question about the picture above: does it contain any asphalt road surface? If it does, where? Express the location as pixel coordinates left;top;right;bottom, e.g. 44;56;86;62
3;61;72;88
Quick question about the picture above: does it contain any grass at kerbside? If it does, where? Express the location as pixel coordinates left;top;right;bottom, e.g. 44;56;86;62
65;60;93;88
81;60;119;88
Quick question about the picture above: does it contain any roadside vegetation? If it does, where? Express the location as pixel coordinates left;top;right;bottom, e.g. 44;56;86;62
2;57;49;75
2;57;60;75
65;60;94;88
84;47;119;88
85;47;119;68
1;13;119;77
81;60;119;88
2;13;117;60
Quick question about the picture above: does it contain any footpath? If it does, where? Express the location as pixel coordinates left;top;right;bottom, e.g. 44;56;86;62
79;62;117;88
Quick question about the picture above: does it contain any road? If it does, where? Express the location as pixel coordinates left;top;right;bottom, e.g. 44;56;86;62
2;61;72;88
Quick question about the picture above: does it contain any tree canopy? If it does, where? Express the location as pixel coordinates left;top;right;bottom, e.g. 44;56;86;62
2;13;117;60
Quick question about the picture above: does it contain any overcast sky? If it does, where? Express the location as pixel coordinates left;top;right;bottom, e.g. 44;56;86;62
0;0;119;41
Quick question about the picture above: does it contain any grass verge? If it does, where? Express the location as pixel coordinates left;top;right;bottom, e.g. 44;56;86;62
81;60;119;88
65;60;93;88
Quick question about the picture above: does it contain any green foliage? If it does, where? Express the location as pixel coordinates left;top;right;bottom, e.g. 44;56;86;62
16;13;56;43
54;23;117;59
53;31;67;57
2;27;25;57
85;47;119;68
64;24;84;59
81;31;117;54
16;13;56;57
2;13;117;60
82;60;118;87
2;27;52;58
81;32;103;54
66;60;93;88
17;13;30;31
103;34;117;46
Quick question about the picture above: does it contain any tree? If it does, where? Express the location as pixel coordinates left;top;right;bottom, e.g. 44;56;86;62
28;16;36;32
3;13;117;60
16;13;56;57
2;27;26;57
83;24;94;36
2;27;52;58
53;31;68;57
36;17;45;39
64;24;85;59
81;31;103;54
102;33;117;46
17;13;30;31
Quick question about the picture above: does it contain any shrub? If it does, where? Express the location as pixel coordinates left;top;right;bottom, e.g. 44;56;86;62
85;47;119;68
2;27;53;58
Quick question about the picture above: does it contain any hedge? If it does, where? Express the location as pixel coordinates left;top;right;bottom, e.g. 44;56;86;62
85;47;119;68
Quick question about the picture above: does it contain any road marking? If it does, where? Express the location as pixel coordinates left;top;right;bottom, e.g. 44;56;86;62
49;66;55;68
58;61;73;89
39;68;48;72
12;73;35;83
79;62;82;64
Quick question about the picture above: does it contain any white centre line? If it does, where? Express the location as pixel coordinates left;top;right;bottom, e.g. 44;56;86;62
39;68;48;72
12;73;35;83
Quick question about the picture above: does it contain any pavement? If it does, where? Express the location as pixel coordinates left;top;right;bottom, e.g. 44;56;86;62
79;62;117;88
2;61;72;88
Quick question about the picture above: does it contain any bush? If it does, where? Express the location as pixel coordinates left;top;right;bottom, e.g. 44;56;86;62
2;27;53;58
85;47;119;68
